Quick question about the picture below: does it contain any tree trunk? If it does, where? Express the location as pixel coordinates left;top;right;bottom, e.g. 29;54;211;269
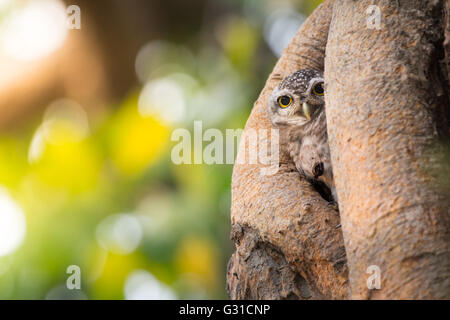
325;0;450;299
227;0;349;300
227;0;450;300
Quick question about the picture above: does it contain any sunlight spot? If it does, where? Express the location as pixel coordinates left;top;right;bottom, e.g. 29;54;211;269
0;0;68;61
0;0;12;11
42;99;89;146
0;187;26;257
264;8;305;57
124;270;176;300
138;78;186;124
96;214;143;255
28;125;46;164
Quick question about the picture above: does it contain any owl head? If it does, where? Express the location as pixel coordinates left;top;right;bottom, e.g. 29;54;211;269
268;69;324;126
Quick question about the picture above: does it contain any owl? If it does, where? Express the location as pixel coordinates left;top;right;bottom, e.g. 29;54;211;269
267;69;337;204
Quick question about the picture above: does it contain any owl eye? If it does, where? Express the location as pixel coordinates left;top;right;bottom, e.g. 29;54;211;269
312;83;324;96
277;95;293;108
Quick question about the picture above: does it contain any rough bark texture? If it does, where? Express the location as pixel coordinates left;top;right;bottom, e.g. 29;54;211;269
227;0;349;300
228;0;450;300
325;0;450;299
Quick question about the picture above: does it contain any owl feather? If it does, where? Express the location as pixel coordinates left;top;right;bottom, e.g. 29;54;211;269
267;69;337;203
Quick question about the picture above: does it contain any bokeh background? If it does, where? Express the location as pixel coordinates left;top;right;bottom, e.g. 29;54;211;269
0;0;322;299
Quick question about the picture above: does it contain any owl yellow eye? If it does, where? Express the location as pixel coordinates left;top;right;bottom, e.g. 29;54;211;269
312;83;324;96
277;95;293;108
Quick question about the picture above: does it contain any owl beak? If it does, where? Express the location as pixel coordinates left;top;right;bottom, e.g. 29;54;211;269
302;102;311;121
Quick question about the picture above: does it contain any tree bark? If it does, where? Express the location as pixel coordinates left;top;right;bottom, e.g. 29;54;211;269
325;0;450;299
228;0;450;300
227;0;349;300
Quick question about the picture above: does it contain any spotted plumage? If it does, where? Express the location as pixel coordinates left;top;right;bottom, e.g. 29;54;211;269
279;68;322;92
267;69;337;203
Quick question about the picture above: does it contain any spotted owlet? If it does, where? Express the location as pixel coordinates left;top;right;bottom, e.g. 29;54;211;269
267;68;337;204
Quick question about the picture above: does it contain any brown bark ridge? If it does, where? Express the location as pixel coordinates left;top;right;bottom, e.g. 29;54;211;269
325;0;450;299
227;0;349;300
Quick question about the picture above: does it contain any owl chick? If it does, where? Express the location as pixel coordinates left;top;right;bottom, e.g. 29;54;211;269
267;69;337;204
